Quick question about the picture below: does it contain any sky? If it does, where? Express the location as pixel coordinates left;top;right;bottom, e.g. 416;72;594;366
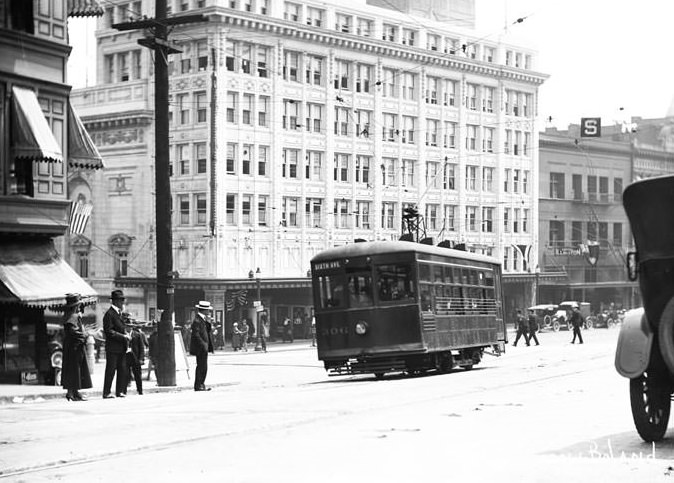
67;0;674;129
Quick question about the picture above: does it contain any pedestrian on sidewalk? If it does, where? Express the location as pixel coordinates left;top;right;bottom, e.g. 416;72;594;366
259;313;269;352
190;300;214;391
240;318;249;352
310;310;316;347
527;308;540;346
103;289;131;399
127;324;148;395
232;321;242;351
570;306;584;344
62;293;92;401
512;309;530;347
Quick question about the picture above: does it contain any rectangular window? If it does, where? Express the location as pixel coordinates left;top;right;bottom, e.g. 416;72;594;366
355;201;371;228
614;177;623;202
284;51;299;82
242;195;252;225
305;198;323;228
401;159;415;187
333;199;350;228
77;252;89;278
482;207;494;232
335;13;351;33
195;142;207;174
402;28;416;46
383;68;397;98
355;155;370;184
306;151;323;181
402;116;415;144
284;2;300;22
196;91;207;123
178;93;189;124
226;194;236;225
401;73;416;100
513;169;520;193
258;96;269;127
383;113;397;142
444;205;456;231
283;99;300;130
381;202;396;229
306;7;324;27
258;195;268;226
613;222;623;247
444;163;456;190
382;24;396;42
179;194;190;225
242;144;252;175
334;60;350;90
599;176;610;202
504;208;510;232
334;106;349;136
426;119;439;146
178;144;190;175
242;94;253;125
258;146;268;176
282;148;299;178
572;221;583;246
334;153;350;182
425;204;438;230
549;220;564;248
357;18;372;37
466;206;477;231
257;47;269;77
382;158;396;186
356;64;372;93
282;197;299;227
442;79;456;106
426;76;439;104
550;172;565;199
197;40;208;71
482;167;494;192
226;92;237;123
356;110;371;137
305;55;323;85
466;124;477;151
465;165;477;191
226;143;237;174
196;194;207;225
426;162;440;189
443;122;456;148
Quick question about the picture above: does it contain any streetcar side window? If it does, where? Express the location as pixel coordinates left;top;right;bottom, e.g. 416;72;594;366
318;275;345;309
376;263;416;303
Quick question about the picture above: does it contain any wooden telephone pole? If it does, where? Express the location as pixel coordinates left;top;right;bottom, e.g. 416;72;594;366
114;1;207;386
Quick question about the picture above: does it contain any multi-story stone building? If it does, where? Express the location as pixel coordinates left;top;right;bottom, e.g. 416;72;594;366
71;0;546;339
537;116;674;313
0;0;104;383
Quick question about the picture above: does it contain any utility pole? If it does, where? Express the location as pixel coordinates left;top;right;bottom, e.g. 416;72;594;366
114;1;207;386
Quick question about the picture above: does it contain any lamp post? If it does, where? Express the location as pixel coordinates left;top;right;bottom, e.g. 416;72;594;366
535;265;541;305
254;267;263;351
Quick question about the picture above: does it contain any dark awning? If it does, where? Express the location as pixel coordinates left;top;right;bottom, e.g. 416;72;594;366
11;86;63;163
0;239;98;309
68;0;104;17
68;101;104;169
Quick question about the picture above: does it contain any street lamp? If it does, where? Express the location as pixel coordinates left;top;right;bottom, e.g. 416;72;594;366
253;267;263;351
535;265;541;305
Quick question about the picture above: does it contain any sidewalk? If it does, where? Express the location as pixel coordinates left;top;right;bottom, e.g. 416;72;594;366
0;339;317;405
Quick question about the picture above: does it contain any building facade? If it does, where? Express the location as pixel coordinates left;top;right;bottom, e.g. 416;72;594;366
0;0;103;384
71;0;546;338
538;118;674;314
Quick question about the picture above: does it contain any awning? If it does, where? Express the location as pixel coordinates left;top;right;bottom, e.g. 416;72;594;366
68;101;104;169
0;239;98;309
11;86;63;163
68;0;104;17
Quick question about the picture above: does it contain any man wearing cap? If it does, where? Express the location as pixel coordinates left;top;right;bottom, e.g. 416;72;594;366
103;289;131;398
190;300;214;391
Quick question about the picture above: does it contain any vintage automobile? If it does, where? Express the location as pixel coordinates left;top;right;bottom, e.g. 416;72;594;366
527;304;558;331
551;301;592;331
615;174;674;442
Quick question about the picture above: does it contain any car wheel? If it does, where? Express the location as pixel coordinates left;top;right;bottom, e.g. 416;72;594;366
630;371;671;442
552;319;560;332
658;296;674;375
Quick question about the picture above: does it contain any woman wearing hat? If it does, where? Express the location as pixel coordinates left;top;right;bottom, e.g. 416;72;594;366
61;293;92;401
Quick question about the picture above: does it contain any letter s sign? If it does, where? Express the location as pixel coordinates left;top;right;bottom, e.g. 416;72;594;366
580;118;601;138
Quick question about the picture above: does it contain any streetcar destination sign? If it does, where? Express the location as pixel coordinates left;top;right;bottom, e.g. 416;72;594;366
314;261;342;271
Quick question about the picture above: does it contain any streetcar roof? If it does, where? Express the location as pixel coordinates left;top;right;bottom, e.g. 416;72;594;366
310;241;500;266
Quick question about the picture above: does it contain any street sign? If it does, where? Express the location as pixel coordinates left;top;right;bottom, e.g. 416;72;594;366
253;300;261;307
580;117;601;137
256;305;264;312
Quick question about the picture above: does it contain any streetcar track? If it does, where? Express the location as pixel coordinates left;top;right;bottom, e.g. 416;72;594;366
0;351;611;479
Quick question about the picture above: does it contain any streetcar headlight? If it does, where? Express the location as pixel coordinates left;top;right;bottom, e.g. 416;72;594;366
355;321;368;335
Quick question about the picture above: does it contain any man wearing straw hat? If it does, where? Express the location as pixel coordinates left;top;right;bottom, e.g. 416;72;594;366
190;300;214;391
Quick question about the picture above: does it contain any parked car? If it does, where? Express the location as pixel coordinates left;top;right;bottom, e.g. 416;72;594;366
528;304;558;331
551;301;592;331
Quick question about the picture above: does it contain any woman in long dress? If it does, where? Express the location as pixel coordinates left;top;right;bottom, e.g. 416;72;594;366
61;293;92;401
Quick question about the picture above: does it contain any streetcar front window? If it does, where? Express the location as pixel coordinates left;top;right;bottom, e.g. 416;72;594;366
376;263;416;303
347;272;374;308
317;275;345;309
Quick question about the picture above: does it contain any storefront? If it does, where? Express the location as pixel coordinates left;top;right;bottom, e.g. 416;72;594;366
0;239;98;384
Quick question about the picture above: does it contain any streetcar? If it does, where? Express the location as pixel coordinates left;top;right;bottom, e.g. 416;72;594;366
310;240;507;378
615;174;674;442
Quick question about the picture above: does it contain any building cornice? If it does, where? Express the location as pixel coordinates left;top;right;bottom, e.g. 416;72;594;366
82;110;154;130
202;9;548;86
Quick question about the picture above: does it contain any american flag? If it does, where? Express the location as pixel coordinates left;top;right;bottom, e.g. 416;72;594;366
69;200;93;235
226;289;248;312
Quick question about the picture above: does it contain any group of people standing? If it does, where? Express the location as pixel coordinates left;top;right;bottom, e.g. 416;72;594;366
61;290;150;401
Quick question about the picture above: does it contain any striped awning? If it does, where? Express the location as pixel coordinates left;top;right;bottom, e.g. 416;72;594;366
68;0;104;17
68;101;104;169
0;239;98;309
11;86;63;163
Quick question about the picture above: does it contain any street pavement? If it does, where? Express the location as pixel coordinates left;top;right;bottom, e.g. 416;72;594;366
0;339;317;405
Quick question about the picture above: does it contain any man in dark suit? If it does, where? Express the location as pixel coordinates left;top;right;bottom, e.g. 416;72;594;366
190;300;214;391
103;289;131;398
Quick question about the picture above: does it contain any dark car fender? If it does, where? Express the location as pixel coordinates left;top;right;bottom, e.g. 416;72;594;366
614;308;651;379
